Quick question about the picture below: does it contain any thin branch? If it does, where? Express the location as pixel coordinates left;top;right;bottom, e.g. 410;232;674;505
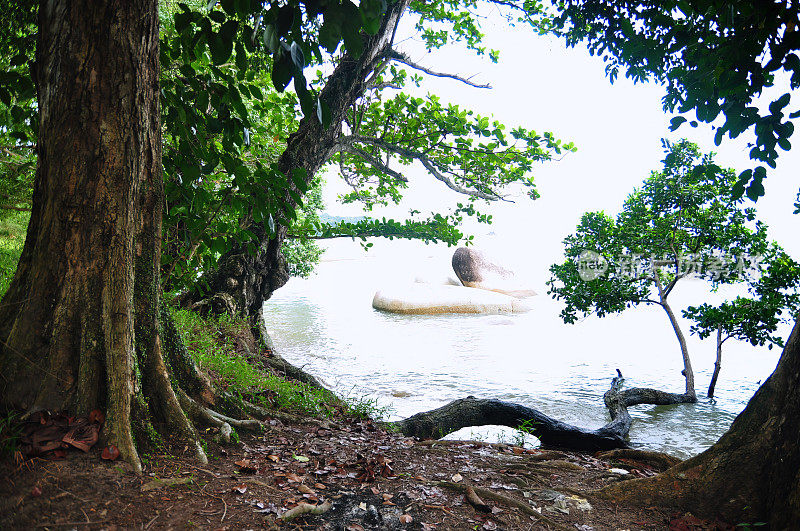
340;134;505;201
337;142;408;183
0;204;31;212
386;49;492;89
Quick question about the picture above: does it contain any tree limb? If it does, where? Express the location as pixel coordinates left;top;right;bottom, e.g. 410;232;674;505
386;49;492;89
339;134;505;201
390;370;695;453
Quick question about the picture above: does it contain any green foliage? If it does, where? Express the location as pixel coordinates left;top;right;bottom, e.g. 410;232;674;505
548;140;770;324
170;307;337;416
159;5;304;292
683;246;800;349
0;210;28;300
334;81;574;207
552;0;800;200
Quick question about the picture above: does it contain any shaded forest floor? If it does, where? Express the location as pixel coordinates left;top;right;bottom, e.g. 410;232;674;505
0;303;736;530
1;416;729;531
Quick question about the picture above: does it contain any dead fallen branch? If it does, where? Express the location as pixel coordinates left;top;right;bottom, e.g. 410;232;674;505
392;370;695;452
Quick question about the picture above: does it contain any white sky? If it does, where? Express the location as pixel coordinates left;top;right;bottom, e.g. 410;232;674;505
320;10;799;269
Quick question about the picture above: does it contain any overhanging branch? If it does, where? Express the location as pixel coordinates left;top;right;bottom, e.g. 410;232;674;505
387;49;492;89
337;134;504;201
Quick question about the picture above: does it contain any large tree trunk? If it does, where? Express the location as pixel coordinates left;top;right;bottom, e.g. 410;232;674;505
184;0;412;322
600;319;800;527
0;0;204;472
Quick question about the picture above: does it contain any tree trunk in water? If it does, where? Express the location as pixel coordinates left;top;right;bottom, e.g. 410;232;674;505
599;319;800;527
184;0;411;321
660;299;696;400
0;0;204;472
707;325;723;398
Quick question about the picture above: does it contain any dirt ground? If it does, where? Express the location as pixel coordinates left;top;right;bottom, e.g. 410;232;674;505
0;412;738;531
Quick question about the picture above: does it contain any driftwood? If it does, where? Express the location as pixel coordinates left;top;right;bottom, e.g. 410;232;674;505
392;370;695;452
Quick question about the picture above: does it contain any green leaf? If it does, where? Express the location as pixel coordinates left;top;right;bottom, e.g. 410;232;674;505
291;168;308;191
359;0;385;35
289;41;305;70
262;25;279;54
316;98;332;129
319;12;342;53
210;33;233;65
271;50;293;91
340;1;364;58
209;10;226;24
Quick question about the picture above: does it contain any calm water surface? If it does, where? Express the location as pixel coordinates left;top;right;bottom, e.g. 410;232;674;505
262;241;782;459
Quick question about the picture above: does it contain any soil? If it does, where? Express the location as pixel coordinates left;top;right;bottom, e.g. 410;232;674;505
0;415;735;530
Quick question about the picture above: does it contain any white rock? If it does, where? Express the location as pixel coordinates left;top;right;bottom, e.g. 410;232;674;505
372;283;531;315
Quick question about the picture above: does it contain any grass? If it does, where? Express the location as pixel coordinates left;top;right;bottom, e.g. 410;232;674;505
0;211;29;300
171;307;342;417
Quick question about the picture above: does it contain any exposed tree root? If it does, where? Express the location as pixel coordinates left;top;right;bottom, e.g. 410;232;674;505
434;481;573;530
177;390;261;444
595;448;682;471
392;371;696;453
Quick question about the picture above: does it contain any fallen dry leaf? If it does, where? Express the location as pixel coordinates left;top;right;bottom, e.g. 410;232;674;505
398;514;413;524
101;445;120;461
30;486;42;497
451;473;463;483
232;484;247;494
297;484;315;495
267;454;280;462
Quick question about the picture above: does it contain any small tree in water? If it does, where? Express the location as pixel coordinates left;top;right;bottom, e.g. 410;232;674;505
548;140;770;400
683;245;800;398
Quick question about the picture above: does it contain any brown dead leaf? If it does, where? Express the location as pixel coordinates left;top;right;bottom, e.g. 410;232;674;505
398;514;412;524
101;445;120;461
297;484;315;495
232;484;247;494
267;454;280;462
382;493;394;501
314;483;327;490
30;486;42;497
285;472;303;483
451;473;463;483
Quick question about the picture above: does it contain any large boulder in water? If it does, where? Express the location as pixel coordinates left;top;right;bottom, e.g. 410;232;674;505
372;283;532;315
451;247;537;298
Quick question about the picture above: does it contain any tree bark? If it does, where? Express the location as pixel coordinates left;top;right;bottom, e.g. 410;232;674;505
184;0;412;321
707;325;723;398
599;319;800;527
391;371;695;453
0;0;206;472
655;274;696;399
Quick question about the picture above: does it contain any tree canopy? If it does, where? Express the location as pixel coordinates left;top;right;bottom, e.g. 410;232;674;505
552;0;800;204
548;140;772;398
